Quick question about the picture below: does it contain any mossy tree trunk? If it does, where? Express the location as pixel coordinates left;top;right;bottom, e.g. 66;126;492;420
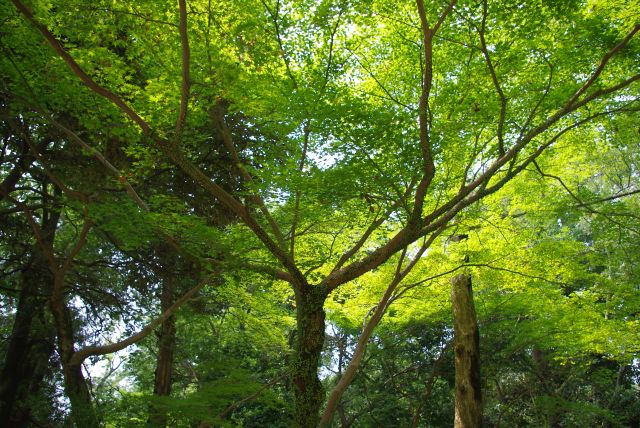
451;274;483;428
291;287;328;428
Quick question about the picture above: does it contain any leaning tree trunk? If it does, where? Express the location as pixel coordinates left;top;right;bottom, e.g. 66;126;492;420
291;288;327;428
451;274;483;428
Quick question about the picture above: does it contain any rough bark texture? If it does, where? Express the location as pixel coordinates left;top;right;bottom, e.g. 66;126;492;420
62;362;98;427
147;273;177;428
0;251;54;426
0;206;59;426
451;274;483;428
291;288;327;428
51;289;99;427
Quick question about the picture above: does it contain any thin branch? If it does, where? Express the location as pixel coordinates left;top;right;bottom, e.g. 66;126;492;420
212;104;287;249
478;0;507;155
175;0;191;139
30;104;149;210
0;191;58;271
11;0;152;133
70;274;215;365
330;193;408;275
240;262;296;284
260;0;298;89
320;8;344;95
533;161;640;234
566;23;640;108
57;210;93;279
393;260;573;304
411;341;452;428
87;5;178;27
345;46;412;110
0;204;45;216
433;0;457;34
320;229;444;426
519;56;553;141
482;104;640;200
220;374;286;419
577;188;640;207
290;121;311;257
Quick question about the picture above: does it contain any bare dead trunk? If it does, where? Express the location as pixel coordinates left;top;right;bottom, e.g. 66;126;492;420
451;274;482;428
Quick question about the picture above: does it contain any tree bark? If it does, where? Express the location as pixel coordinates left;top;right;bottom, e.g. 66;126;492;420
291;288;327;428
50;284;99;427
0;204;59;426
62;361;98;427
451;274;483;428
147;273;177;428
0;251;55;426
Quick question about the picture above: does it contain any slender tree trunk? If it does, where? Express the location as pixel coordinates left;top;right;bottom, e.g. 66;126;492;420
291;288;327;428
451;274;482;428
147;274;177;428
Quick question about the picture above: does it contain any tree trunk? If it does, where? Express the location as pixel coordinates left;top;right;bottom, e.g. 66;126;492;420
0;206;59;426
50;288;99;427
451;274;483;428
62;361;99;427
291;288;327;428
0;252;54;426
147;274;177;428
20;318;55;426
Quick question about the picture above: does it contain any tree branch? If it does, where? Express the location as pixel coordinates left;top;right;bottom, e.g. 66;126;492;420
411;0;457;221
57;209;93;279
320;229;444;426
290;121;311;257
211;102;288;250
478;0;507;155
70;274;214;365
220;374;286;419
260;0;298;89
175;0;191;139
566;23;640;109
11;0;152;133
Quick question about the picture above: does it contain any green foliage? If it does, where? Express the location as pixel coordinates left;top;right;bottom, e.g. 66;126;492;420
1;0;639;425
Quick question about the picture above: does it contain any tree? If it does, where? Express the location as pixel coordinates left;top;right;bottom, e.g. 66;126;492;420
2;0;639;426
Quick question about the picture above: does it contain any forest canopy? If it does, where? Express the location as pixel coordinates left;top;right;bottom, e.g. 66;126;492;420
1;0;639;426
